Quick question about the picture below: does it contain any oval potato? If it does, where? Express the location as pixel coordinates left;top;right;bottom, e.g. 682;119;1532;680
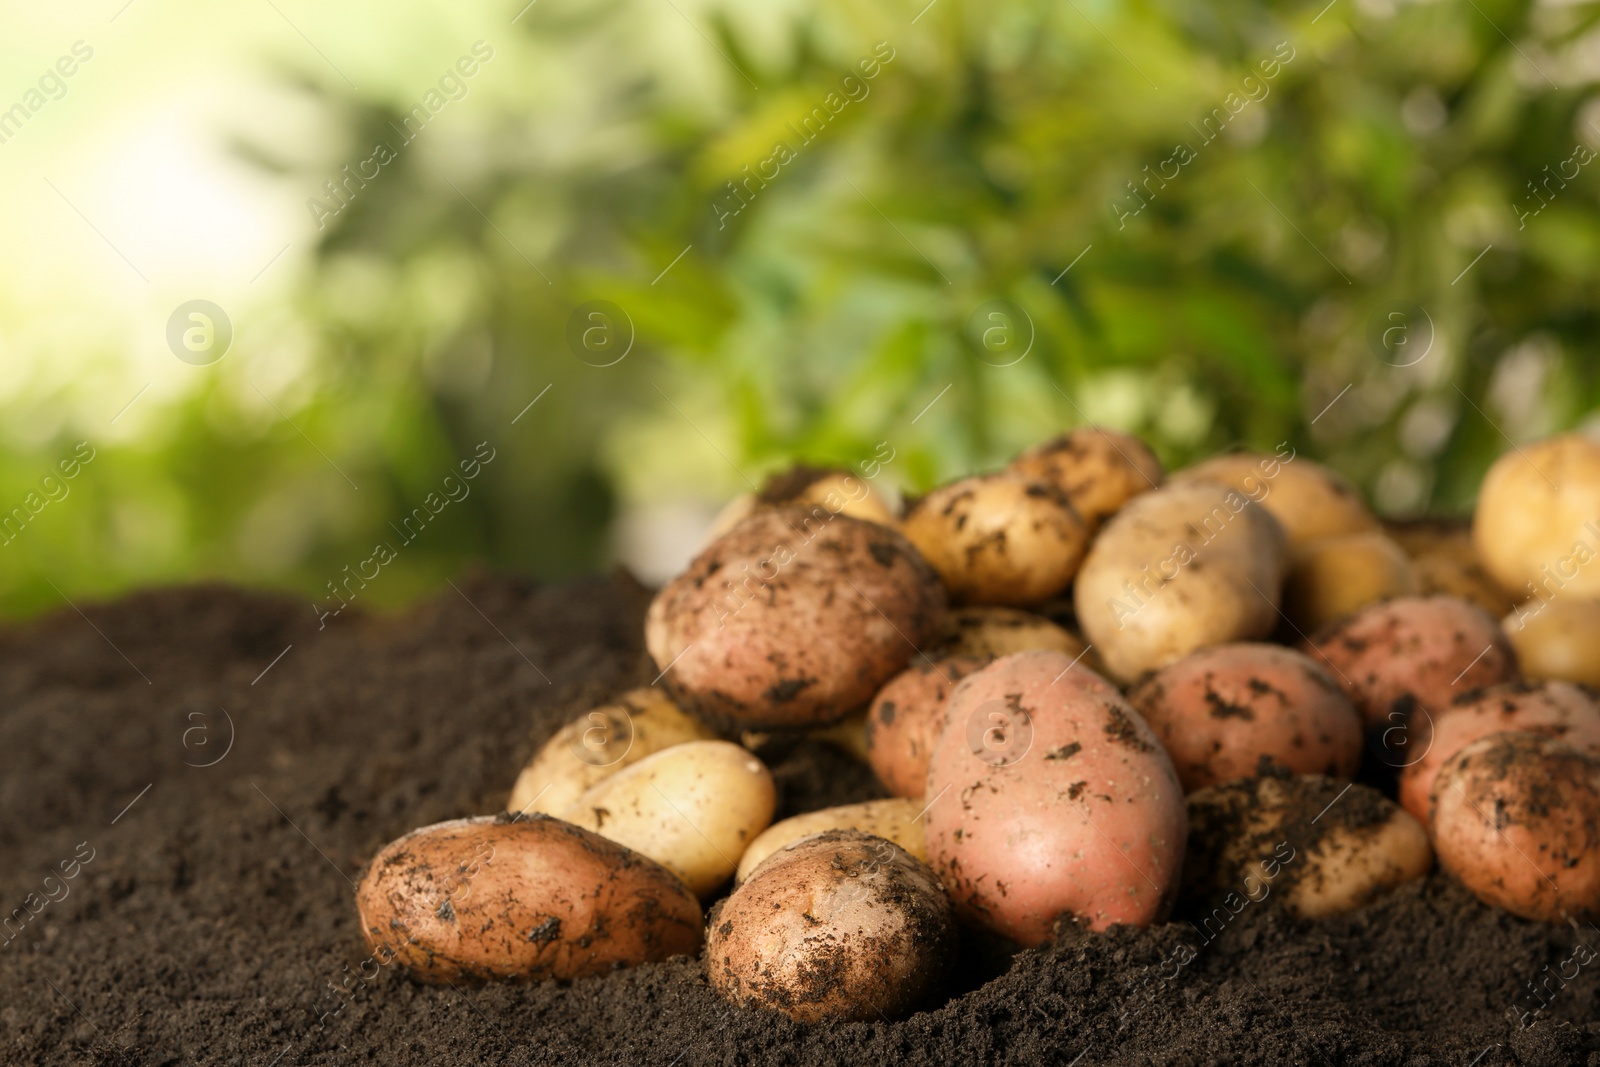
1473;433;1600;599
1284;531;1418;634
735;798;928;882
866;655;991;799
1009;427;1163;527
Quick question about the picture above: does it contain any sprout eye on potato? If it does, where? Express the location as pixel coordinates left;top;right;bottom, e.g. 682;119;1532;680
1008;426;1164;528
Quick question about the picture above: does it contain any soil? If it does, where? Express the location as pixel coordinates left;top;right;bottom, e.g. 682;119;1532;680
0;573;1596;1067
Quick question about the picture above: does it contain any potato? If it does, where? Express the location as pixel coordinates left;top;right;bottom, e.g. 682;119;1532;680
808;709;871;764
924;650;1186;943
1174;451;1376;550
707;830;957;1022
866;655;991;798
936;605;1086;659
506;688;718;817
1473;433;1600;599
1301;595;1518;728
735;798;927;882
1184;774;1431;920
646;506;947;731
1284;532;1418;634
354;814;702;983
1073;480;1290;683
562;741;776;897
1127;644;1362;792
1431;731;1600;923
1385;518;1515;617
1009;426;1163;527
1398;680;1600;823
1503;598;1600;687
706;465;896;543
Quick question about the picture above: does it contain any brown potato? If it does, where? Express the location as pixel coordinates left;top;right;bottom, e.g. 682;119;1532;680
706;465;896;543
735;799;927;882
865;655;991;798
1284;531;1418;634
1009;426;1163;527
354;814;702;983
1503;598;1600;687
1127;644;1362;792
1430;732;1600;923
1473;433;1600;600
706;830;957;1022
645;506;947;731
900;472;1090;606
1173;451;1376;550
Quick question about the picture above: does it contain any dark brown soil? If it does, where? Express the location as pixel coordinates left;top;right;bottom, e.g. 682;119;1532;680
1;574;1596;1066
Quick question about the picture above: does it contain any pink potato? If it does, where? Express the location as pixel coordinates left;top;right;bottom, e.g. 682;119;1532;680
1431;731;1600;923
924;650;1186;944
1127;643;1362;792
865;655;992;799
1301;595;1517;729
1398;680;1600;824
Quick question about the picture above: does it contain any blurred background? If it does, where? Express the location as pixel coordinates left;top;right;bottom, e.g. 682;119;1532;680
2;0;1598;619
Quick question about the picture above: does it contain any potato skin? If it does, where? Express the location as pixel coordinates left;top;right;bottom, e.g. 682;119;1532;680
1301;595;1518;729
1503;599;1600;687
1174;451;1376;550
706;465;896;544
924;651;1186;944
936;605;1088;659
1431;732;1600;923
1398;681;1600;824
865;655;991;799
1127;644;1362;792
1385;518;1514;617
1009;426;1163;527
354;815;702;984
707;830;957;1022
735;798;928;882
1473;433;1600;600
646;507;947;731
1073;480;1289;683
1284;531;1418;634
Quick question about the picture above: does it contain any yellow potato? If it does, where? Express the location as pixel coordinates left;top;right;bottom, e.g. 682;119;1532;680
937;605;1087;659
735;798;928;882
1174;451;1376;550
808;709;871;764
1384;519;1514;617
1009;426;1163;527
1284;531;1418;633
705;465;895;543
1503;598;1600;687
1473;432;1600;599
562;740;776;897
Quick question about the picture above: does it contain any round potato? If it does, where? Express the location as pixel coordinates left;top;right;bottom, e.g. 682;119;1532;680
1284;531;1418;634
1301;595;1518;729
925;651;1187;944
1398;680;1600;823
735;798;928;882
1184;774;1431;920
1503;598;1600;687
706;465;896;544
354;814;702;983
1431;731;1600;923
866;655;991;799
562;741;776;898
1473;433;1600;600
707;830;957;1022
1174;451;1377;549
1009;426;1163;527
1073;480;1290;683
1127;644;1362;792
646;506;947;731
900;472;1090;607
506;688;718;817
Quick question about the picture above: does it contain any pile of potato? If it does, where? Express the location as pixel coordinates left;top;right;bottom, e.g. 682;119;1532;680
354;428;1600;1021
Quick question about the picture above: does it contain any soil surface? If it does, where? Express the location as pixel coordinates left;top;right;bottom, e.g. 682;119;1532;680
0;574;1596;1066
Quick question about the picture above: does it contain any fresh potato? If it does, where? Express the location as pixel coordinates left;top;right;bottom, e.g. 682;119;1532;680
1073;480;1289;683
1184;774;1431;920
1127;644;1362;792
707;830;957;1022
735;798;927;882
1473;433;1600;599
1398;680;1600;823
936;605;1086;659
1301;595;1518;728
562;741;776;897
1503;598;1600;687
706;465;896;544
899;472;1090;606
865;655;991;799
506;688;718;817
1173;451;1377;550
646;506;947;731
1284;531;1418;634
354;814;702;983
1431;731;1600;923
1009;426;1163;527
1384;518;1515;617
924;651;1186;943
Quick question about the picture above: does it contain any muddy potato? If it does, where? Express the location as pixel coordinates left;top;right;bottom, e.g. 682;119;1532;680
1073;480;1289;683
506;688;718;817
562;741;776;897
1009;426;1163;528
1174;451;1377;550
1503;598;1600;687
925;651;1187;944
706;465;896;544
1284;532;1418;634
646;507;947;731
707;830;957;1022
1127;644;1362;792
736;799;927;882
936;605;1087;659
866;655;992;798
1431;732;1600;923
1302;595;1518;729
1184;774;1431;920
1474;433;1600;600
1398;681;1600;824
354;814;702;983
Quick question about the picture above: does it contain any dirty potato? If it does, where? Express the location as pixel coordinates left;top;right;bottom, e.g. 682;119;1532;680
865;654;991;798
1385;518;1514;617
1009;426;1163;528
735;798;928;882
706;464;896;543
